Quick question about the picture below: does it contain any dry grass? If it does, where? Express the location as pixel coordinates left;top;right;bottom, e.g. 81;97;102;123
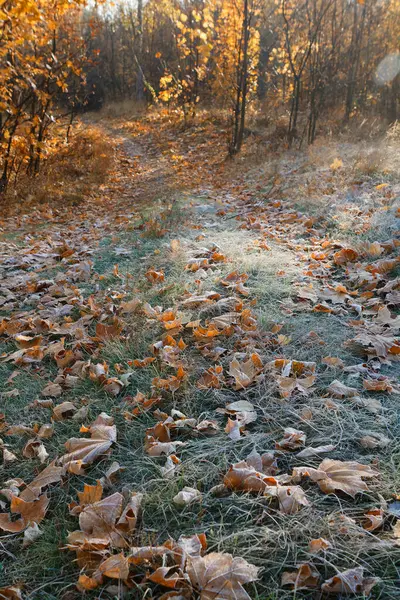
3;122;116;215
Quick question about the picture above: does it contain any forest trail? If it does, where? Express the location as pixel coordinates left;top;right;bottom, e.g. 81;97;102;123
0;119;400;599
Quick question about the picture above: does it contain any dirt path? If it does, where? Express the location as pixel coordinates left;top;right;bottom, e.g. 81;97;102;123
0;121;399;599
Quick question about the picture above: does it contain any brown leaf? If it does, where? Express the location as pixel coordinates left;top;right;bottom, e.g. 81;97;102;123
52;401;77;421
146;268;165;284
327;380;358;398
20;462;63;501
148;566;185;589
173;487;202;507
0;494;49;532
60;437;113;473
275;428;306;451
225;417;241;441
293;459;376;497
281;563;320;590
95;319;123;339
321;567;378;595
228;354;263;390
308;538;332;553
224;457;279;494
362;508;384;532
297;444;335;458
37;423;54;439
186;552;259;600
333;248;359;265
359;433;390;449
68;491;125;548
95;553;130;580
275;485;310;514
22;439;48;463
363;378;394;392
322;356;345;369
41;382;62;397
0;586;23;599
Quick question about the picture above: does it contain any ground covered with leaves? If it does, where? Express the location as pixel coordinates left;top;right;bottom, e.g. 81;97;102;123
0;114;400;599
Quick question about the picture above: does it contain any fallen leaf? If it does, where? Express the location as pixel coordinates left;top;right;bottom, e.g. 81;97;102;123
0;494;49;532
276;428;306;451
52;401;77;420
321;567;377;595
22;439;48;463
173;487;202;507
362;508;384;532
322;356;345;369
297;444;335;458
41;382;62;397
281;563;320;589
22;522;42;547
293;459;376;497
187;552;259;600
327;380;358;398
228;354;263;390
308;538;332;553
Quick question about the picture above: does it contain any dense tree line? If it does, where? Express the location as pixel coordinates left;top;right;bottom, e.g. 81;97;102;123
86;0;399;151
1;0;399;194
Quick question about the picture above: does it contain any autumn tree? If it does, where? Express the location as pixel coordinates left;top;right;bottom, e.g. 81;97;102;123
0;0;89;195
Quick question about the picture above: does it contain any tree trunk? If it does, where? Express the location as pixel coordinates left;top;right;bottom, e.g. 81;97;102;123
136;0;144;103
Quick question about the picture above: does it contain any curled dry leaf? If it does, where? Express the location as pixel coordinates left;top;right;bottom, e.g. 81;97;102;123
173;487;202;507
0;494;49;532
59;413;116;473
0;586;23;599
22;522;42;547
274;485;310;515
148;566;185;589
146;439;186;457
281;563;320;590
20;461;63;501
68;485;143;550
327;380;358;398
362;508;384;532
276;374;315;398
225;417;241;441
228;354;263;390
197;365;225;389
146;268;165;284
22;439;48;463
333;248;359;265
37;423;54;438
186;552;259;600
297;444;335;458
321;567;378;595
322;356;345;369
52;401;77;421
3;448;17;463
160;454;181;479
196;420;219;435
224;454;278;494
41;382;62;397
363;378;395;393
308;538;332;553
359;433;390;449
275;428;306;451
292;459;376;497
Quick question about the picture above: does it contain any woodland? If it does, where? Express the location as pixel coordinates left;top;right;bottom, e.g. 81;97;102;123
0;0;400;599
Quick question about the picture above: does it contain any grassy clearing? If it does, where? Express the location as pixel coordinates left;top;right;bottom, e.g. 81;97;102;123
1;116;400;599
